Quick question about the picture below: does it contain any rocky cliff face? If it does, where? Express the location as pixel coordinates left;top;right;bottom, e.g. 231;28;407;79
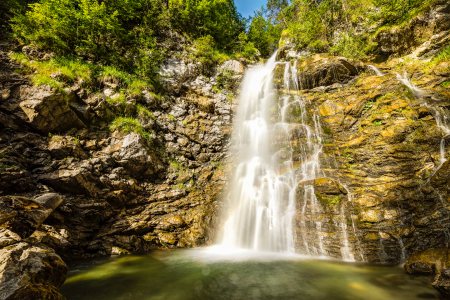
273;10;450;295
0;40;244;298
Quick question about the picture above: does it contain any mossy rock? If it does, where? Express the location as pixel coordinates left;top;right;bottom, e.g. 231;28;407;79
315;192;342;205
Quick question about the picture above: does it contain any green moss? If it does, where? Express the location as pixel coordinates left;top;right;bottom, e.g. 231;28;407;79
441;81;450;88
363;101;373;112
372;120;383;127
315;193;342;205
321;125;332;136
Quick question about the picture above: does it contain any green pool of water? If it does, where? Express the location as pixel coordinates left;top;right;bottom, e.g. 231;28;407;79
61;248;442;300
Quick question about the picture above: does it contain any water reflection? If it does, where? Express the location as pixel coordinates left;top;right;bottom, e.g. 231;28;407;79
61;248;442;300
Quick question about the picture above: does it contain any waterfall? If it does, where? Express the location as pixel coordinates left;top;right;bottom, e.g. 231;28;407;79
221;53;296;252
396;72;425;99
291;61;299;91
367;65;384;76
221;53;354;260
284;63;290;91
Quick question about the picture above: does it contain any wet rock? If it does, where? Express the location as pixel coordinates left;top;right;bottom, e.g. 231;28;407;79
405;247;450;275
279;55;363;90
0;242;67;300
432;269;450;298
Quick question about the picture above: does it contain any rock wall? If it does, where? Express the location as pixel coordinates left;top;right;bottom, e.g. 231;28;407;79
375;0;450;56
274;53;450;264
0;41;244;298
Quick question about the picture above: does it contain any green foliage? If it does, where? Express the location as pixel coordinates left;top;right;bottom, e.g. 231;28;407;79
170;161;180;171
193;35;217;65
363;101;374;112
441;81;450;88
248;10;281;58
372;120;383;127
168;114;175;121
31;74;65;94
170;0;245;51
329;32;365;59
71;136;80;144
109;117;151;142
216;70;235;90
371;0;434;26
10;0;165;79
0;0;37;30
174;182;184;190
430;45;450;68
10;52;153;96
137;104;155;119
106;93;127;106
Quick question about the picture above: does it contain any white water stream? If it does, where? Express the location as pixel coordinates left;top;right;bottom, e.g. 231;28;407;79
221;54;355;260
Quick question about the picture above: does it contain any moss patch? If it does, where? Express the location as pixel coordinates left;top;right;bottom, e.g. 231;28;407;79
315;193;342;205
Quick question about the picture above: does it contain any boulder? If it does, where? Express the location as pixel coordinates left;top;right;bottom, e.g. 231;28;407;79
0;242;67;300
38;167;104;197
22;46;54;61
313;178;348;205
405;247;450;275
220;60;244;74
49;139;88;160
158;58;199;94
19;85;86;133
104;132;164;179
432;269;450;298
299;56;363;89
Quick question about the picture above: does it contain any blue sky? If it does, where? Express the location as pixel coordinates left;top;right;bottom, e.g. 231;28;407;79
235;0;267;18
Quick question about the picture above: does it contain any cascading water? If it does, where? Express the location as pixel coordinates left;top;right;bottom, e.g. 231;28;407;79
221;53;355;260
221;53;296;252
396;72;426;99
367;65;384;76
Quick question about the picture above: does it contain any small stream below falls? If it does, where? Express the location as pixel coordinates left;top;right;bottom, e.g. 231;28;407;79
61;248;441;300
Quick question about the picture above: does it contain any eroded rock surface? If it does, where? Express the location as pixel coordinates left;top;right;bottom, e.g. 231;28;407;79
0;242;67;300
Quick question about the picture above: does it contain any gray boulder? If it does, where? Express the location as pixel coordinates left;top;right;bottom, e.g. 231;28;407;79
104;132;164;179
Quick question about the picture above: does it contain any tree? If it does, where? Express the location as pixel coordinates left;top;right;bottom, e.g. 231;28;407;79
248;8;282;58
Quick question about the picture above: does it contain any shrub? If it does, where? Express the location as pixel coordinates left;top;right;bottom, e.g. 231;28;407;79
329;32;365;59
